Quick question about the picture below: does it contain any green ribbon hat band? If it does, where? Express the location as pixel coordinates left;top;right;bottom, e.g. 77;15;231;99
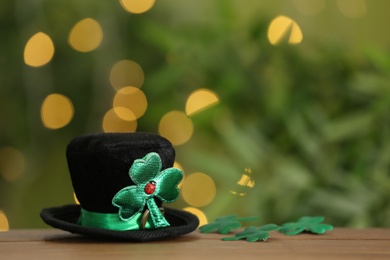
79;152;183;231
79;209;153;230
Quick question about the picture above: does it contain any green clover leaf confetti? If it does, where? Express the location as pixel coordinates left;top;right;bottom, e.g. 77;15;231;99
222;224;281;242
199;215;258;234
279;216;333;235
112;152;182;229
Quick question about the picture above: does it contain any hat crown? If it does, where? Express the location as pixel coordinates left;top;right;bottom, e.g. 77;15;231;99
66;132;175;213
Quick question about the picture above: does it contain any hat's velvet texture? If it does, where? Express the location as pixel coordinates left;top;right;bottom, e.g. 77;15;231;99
67;132;175;213
40;132;199;241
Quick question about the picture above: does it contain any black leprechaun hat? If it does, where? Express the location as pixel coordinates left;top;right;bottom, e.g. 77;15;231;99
40;132;199;241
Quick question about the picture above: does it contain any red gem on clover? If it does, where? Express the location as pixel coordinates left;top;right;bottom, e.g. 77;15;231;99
144;181;156;195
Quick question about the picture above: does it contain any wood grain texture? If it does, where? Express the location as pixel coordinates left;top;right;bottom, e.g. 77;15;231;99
0;228;389;259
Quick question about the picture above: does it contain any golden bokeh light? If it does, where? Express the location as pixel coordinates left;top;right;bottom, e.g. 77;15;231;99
102;108;137;133
268;16;303;45
181;172;216;207
158;111;193;146
0;146;25;182
174;161;184;172
109;60;144;91
113;107;137;121
183;207;208;227
74;193;80;205
230;168;255;197
113;86;147;120
41;94;74;129
174;161;185;189
185;88;220;117
237;168;255;188
68;18;103;52
292;0;326;16
0;210;9;231
120;0;156;14
229;190;247;197
337;0;366;18
24;32;55;67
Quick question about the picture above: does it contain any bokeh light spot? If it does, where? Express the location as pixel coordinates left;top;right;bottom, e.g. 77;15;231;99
185;88;220;117
174;161;184;172
230;168;256;197
68;18;103;52
158;111;193;146
237;168;255;188
102;108;137;133
74;193;80;205
183;207;208;227
292;0;326;16
229;190;247;197
174;161;185;188
337;0;366;18
113;86;147;120
113;107;137;121
0;147;26;182
110;60;144;91
120;0;155;14
41;94;74;129
24;32;55;67
0;210;9;231
268;16;303;45
181;172;216;208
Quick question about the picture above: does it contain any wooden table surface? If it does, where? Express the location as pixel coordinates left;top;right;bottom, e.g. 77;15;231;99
0;228;389;259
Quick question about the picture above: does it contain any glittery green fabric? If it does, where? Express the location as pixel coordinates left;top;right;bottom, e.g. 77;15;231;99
112;152;182;229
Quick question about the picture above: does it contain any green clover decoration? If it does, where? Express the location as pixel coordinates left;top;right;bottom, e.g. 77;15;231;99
112;152;183;229
201;215;333;242
222;224;280;242
279;216;334;235
199;215;258;234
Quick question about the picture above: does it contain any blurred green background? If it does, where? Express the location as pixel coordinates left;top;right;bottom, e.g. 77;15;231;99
1;0;390;229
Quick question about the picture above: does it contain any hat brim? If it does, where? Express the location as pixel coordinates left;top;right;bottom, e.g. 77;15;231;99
40;204;199;242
